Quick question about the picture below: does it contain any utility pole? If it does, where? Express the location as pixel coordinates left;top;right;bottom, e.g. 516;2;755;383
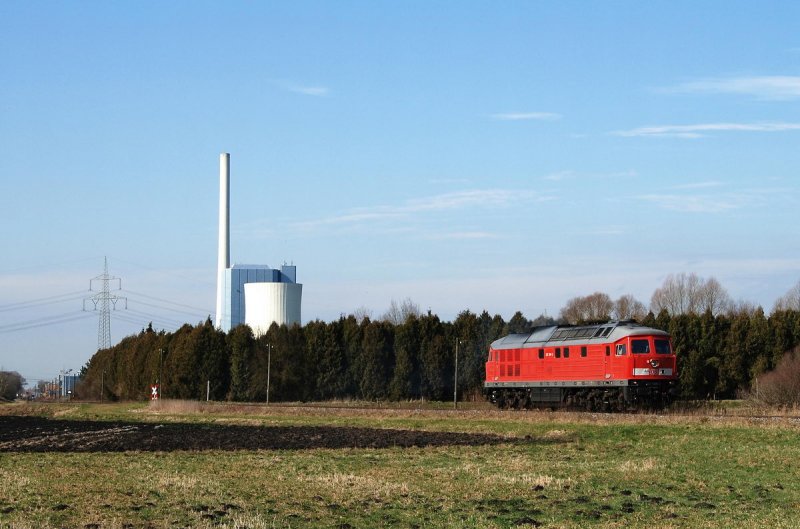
158;348;164;399
84;257;127;351
266;343;272;405
206;380;210;402
454;339;461;410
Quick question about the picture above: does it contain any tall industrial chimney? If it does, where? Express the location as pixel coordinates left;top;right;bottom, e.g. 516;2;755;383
215;153;230;328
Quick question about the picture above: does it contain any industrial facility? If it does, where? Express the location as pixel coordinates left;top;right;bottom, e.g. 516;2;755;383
214;153;302;335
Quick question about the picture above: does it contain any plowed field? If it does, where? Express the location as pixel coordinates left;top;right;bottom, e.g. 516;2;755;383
0;415;513;452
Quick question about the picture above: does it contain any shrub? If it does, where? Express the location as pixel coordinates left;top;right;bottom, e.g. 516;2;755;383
752;345;800;406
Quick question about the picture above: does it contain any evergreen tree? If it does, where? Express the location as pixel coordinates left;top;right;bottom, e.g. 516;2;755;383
454;310;483;399
342;316;365;397
318;319;350;399
389;315;421;400
228;325;255;401
359;320;394;399
197;318;229;401
303;320;327;399
164;324;202;399
418;313;450;400
504;311;531;334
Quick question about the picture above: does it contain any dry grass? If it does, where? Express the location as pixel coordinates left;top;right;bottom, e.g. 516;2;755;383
619;457;660;473
2;401;800;528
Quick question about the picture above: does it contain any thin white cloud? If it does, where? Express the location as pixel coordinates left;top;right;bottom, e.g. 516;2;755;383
584;226;626;236
428;178;472;185
613;122;800;138
542;169;636;182
635;188;778;213
543;171;573;182
490;112;561;121
288;85;329;97
637;194;739;213
405;189;534;211
293;189;551;231
671;181;724;190
666;76;800;100
273;79;330;96
425;231;500;240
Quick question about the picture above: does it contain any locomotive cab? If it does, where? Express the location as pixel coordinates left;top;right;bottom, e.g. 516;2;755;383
613;332;678;407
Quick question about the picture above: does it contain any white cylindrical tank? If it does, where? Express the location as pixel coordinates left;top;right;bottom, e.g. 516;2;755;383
244;282;303;336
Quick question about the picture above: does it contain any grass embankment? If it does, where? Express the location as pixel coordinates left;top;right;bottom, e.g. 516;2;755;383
1;401;799;528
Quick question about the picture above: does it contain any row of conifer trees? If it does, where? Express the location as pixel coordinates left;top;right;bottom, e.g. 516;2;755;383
77;309;800;403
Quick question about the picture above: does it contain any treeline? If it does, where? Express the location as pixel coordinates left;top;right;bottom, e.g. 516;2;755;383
76;307;800;403
78;310;520;402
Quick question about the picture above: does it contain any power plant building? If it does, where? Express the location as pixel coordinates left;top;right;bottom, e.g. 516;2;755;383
214;153;302;334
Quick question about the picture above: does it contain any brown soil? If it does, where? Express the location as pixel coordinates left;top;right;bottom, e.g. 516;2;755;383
0;416;516;452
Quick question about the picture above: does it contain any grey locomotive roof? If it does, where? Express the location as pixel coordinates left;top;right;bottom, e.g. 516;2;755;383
490;321;668;350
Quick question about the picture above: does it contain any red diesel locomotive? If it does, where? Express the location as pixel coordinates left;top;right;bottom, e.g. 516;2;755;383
484;320;677;411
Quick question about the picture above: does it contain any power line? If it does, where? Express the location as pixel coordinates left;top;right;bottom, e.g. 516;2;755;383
122;308;187;328
111;257;216;288
0;310;88;330
125;297;210;318
122;288;212;314
113;314;180;332
0;291;87;312
0;312;95;334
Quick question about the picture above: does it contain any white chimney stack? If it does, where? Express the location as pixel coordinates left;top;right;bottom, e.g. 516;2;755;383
215;153;230;328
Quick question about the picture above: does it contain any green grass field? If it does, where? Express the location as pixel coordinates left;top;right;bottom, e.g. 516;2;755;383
1;401;799;528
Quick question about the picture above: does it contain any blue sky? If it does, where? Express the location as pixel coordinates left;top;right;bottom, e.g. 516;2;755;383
1;1;799;383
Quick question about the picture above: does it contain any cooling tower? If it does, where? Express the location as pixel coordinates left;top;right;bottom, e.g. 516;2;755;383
244;282;303;336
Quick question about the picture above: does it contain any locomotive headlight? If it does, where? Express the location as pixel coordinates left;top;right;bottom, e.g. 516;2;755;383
649;359;660;368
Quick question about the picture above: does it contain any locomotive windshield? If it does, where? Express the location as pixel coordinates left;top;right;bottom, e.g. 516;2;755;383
655;339;671;354
631;339;650;354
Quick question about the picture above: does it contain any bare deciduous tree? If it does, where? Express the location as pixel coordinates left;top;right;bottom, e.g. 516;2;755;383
650;273;731;316
559;292;613;324
381;298;422;325
773;280;800;312
0;371;25;400
729;299;759;316
613;294;647;321
696;277;731;315
752;345;800;406
351;306;373;323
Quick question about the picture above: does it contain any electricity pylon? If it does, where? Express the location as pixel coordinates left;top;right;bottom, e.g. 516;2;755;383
84;257;127;350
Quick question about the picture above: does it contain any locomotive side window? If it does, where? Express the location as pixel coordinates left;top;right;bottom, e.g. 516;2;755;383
538;348;544;359
655;340;671;354
581;346;587;357
555;348;561;358
605;346;610;356
616;344;626;356
632;339;650;354
564;347;570;358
